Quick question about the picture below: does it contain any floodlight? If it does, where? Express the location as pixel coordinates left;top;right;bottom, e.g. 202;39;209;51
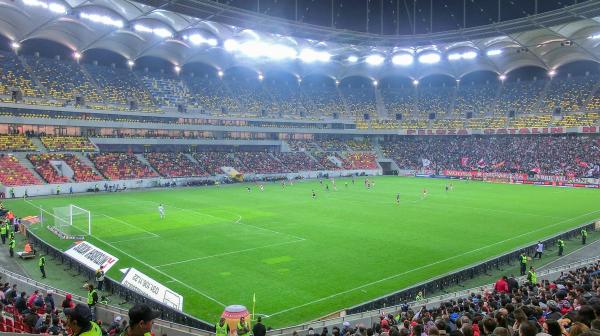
462;51;477;60
392;54;413;66
174;65;181;73
347;55;358;63
80;12;123;28
448;53;462;61
269;44;297;60
412;79;419;86
258;73;264;81
299;49;331;63
153;28;172;38
73;51;81;59
372;80;378;86
48;3;66;14
127;60;134;67
499;74;507;81
335;79;340;85
365;54;385;66
548;69;557;77
486;49;502;56
418;53;441;64
588;34;600;40
223;39;239;52
134;24;153;33
297;77;302;83
217;70;224;77
11;42;20;50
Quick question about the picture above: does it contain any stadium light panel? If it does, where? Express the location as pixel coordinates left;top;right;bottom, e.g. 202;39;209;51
239;40;268;58
258;73;264;81
223;39;239;52
299;49;331;63
447;53;462;61
217;70;224;77
80;12;124;28
392;54;413;66
418;53;441;64
412;79;419;86
11;42;20;50
187;34;218;47
73;51;81;59
486;49;502;56
588;34;600;40
335;79;340;85
268;44;297;60
462;51;477;60
499;74;506;81
153;28;173;38
134;24;152;33
127;60;134;67
372;80;378;86
548;69;557;77
48;3;66;14
365;54;385;66
347;55;358;63
174;65;181;73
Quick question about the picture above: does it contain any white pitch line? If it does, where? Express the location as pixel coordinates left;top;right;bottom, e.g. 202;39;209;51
100;214;159;238
267;209;600;317
24;200;227;308
155;238;306;268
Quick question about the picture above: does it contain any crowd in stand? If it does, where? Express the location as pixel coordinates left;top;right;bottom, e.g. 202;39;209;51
382;135;600;178
89;153;159;180
41;136;96;152
144;152;208;177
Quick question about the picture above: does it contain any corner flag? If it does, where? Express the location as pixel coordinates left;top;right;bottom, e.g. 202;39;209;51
252;293;256;321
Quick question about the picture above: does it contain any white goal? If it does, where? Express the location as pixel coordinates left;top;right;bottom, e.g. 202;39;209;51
40;204;92;237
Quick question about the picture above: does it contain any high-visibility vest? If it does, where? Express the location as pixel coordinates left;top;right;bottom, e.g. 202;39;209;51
87;289;97;305
528;271;537;284
558;239;565;247
0;225;6;234
520;255;527;264
38;256;45;267
9;239;15;248
237;322;250;336
216;322;228;336
582;229;588;237
80;321;102;336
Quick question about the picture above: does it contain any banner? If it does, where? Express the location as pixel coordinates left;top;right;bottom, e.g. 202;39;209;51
400;127;575;136
121;268;184;311
64;241;119;272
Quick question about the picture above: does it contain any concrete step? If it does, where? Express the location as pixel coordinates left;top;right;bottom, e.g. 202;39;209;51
12;152;47;183
135;153;161;176
74;152;104;178
28;137;47;152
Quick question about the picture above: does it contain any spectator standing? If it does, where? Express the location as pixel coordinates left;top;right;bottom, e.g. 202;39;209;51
95;266;105;291
494;276;509;293
15;291;27;313
61;293;75;310
45;290;55;312
534;241;543;259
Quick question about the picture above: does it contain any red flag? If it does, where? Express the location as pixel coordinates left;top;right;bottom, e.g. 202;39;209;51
578;161;589;168
477;159;486;168
460;157;469;167
530;167;541;174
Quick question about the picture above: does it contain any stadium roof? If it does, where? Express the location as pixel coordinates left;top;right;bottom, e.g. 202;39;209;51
2;0;600;80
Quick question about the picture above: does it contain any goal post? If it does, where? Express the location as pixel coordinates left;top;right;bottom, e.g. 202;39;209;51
39;204;92;238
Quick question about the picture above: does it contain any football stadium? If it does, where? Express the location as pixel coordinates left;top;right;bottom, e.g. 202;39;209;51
0;0;599;335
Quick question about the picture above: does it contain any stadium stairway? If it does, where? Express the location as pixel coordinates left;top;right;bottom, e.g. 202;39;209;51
135;153;160;176
532;79;553;114
336;85;352;118
374;87;389;119
12;152;46;183
28;137;47;153
75;152;104;177
79;65;106;104
583;80;600;112
18;55;47;97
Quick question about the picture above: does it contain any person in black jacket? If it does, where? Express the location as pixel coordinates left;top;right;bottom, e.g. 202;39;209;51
252;316;266;336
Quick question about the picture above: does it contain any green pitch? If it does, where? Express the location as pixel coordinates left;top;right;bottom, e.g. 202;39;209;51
6;176;600;327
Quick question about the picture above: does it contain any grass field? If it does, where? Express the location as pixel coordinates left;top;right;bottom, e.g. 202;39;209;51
5;176;600;327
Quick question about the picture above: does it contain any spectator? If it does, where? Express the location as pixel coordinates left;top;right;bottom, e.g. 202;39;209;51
64;304;102;336
15;291;27;313
120;303;161;336
62;293;75;310
253;316;267;336
44;290;55;312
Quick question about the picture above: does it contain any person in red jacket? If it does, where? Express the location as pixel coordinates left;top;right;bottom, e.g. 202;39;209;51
494;276;509;293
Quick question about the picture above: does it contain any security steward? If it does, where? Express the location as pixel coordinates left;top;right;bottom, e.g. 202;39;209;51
558;238;565;256
64;303;102;336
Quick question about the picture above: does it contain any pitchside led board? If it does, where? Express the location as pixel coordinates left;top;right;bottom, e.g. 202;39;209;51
121;268;184;311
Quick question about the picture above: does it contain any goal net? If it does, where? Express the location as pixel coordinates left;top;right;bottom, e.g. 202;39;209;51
40;204;92;238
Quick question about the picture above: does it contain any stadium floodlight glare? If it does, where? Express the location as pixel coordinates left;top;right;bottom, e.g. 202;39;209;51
11;42;20;50
258;73;264;81
548;69;557;77
153;28;172;38
174;65;181;73
48;2;66;13
127;60;134;67
80;12;123;28
418;53;441;64
448;53;462;61
588;34;600;40
392;54;414;66
73;51;81;59
269;44;297;60
298;48;331;63
223;39;239;52
462;51;477;60
188;34;217;46
335;79;340;85
365;54;385;66
412;79;419;86
372;80;378;86
347;55;358;63
239;40;268;58
217;70;224;77
499;74;507;81
486;49;502;56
